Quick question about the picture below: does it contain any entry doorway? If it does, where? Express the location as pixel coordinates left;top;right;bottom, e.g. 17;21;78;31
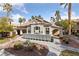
17;30;20;35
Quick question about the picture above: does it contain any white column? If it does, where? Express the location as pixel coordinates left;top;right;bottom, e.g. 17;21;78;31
59;29;63;37
14;30;17;35
27;27;28;34
15;30;17;35
20;30;23;35
10;32;13;36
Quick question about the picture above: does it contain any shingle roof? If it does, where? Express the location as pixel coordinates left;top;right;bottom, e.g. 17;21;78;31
16;19;62;29
21;19;51;26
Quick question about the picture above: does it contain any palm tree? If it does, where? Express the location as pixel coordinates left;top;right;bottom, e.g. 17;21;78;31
38;15;43;19
55;10;61;22
0;3;12;25
19;17;23;26
23;18;26;22
31;16;35;19
60;3;72;35
50;17;56;22
3;3;12;17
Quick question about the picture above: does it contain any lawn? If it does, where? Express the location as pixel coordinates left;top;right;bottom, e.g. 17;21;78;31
0;38;9;44
60;50;79;56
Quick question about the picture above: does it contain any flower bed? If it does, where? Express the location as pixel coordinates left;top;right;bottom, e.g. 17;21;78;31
5;40;49;56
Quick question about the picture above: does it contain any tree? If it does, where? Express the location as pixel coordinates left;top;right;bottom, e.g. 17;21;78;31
50;17;56;22
31;15;43;20
38;15;43;19
19;17;24;26
19;18;23;26
3;3;12;17
0;3;12;25
55;10;61;22
31;16;35;19
60;3;72;35
55;20;76;34
22;18;26;22
0;17;13;32
0;17;13;37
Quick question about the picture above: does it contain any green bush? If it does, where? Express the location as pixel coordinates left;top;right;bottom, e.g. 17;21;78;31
75;33;79;36
14;43;23;50
60;50;79;56
23;40;37;51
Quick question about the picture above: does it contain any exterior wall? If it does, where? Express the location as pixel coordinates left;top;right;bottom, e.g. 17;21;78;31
44;27;51;35
15;24;63;37
31;25;44;34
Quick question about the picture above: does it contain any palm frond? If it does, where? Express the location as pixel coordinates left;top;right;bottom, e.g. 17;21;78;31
60;3;65;5
64;3;68;8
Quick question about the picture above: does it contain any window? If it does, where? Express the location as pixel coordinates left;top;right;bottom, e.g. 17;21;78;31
22;29;26;33
46;28;49;34
36;26;39;30
34;26;40;34
28;27;31;33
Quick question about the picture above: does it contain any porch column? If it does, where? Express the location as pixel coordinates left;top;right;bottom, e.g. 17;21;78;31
59;29;63;37
14;30;17;35
10;32;13;36
20;30;23;35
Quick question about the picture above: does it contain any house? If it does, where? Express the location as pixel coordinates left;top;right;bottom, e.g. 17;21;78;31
14;18;63;41
72;20;79;34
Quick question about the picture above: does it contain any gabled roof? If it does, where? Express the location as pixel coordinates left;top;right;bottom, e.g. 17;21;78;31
16;18;62;29
21;19;51;26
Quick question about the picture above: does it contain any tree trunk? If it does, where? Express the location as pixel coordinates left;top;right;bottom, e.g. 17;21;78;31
20;23;21;26
7;12;11;25
68;3;72;35
10;21;11;25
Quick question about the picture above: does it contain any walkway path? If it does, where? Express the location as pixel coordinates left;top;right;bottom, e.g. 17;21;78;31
0;35;20;49
18;36;79;56
18;36;64;56
1;36;79;56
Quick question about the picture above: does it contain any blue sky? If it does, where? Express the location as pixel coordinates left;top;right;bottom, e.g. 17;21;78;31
0;3;79;24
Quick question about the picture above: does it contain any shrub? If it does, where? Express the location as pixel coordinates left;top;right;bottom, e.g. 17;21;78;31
23;41;37;51
23;40;30;45
63;39;69;44
14;43;23;50
60;50;79;56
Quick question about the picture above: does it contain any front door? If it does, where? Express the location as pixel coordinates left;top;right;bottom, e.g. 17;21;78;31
17;30;20;35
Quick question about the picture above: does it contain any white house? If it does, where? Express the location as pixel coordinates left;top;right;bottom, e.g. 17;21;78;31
14;18;63;41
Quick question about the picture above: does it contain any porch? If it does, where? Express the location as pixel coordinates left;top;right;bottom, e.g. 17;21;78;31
23;33;52;42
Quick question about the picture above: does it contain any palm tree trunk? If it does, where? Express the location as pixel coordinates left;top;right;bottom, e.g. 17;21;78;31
68;3;72;35
10;21;11;25
7;12;11;25
20;23;21;26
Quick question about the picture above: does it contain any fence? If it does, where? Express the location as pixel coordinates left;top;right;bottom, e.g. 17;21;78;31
23;33;51;41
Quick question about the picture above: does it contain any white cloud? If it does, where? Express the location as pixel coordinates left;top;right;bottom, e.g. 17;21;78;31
12;3;28;14
22;8;28;14
0;7;3;12
61;11;79;19
11;14;24;24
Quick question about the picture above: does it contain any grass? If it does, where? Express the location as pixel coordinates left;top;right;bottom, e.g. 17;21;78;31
0;38;9;44
60;50;79;56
